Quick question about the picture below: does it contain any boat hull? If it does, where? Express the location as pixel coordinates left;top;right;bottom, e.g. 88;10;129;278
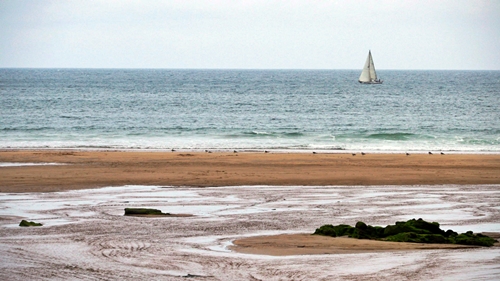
359;80;383;84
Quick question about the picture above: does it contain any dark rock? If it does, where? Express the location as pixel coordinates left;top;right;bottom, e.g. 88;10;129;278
124;208;169;216
19;220;43;227
445;229;458;237
355;221;367;230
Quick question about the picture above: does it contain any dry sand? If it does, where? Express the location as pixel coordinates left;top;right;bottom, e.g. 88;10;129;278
232;233;499;256
1;150;499;192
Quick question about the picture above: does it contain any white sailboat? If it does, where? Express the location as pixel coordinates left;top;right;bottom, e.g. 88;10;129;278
358;50;382;84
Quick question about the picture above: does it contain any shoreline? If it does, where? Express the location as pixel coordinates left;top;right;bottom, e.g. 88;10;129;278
1;150;499;193
2;147;500;154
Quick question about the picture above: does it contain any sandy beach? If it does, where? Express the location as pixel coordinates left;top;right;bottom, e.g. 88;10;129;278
1;150;500;279
1;150;499;193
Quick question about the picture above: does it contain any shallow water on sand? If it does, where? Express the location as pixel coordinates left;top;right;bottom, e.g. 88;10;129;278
1;185;499;280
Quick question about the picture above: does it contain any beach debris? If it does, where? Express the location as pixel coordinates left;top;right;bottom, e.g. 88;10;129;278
124;208;171;216
313;218;497;247
19;220;43;227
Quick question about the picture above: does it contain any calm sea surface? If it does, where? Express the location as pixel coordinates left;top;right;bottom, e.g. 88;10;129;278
1;69;499;153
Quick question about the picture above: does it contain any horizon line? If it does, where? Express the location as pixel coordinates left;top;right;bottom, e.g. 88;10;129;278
1;67;499;71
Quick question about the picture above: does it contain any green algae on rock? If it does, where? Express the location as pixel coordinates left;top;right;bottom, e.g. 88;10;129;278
314;218;497;247
19;220;43;227
124;208;171;216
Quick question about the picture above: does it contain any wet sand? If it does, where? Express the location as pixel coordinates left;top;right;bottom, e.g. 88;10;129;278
1;185;499;280
1;150;499;192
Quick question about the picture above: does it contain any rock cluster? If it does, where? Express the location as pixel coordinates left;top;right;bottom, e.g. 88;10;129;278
314;218;497;247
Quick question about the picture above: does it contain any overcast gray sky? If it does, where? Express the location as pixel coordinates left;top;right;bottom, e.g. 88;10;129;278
1;0;499;70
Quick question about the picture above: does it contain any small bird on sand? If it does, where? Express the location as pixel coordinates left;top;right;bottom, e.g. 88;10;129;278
428;152;433;155
234;150;238;153
441;152;445;155
406;152;410;156
361;152;366;155
313;151;317;154
264;150;269;153
352;153;356;156
171;149;176;152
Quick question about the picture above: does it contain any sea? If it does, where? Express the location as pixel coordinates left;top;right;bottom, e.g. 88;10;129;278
1;69;499;153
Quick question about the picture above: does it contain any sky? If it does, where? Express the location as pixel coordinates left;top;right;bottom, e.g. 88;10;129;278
1;0;499;70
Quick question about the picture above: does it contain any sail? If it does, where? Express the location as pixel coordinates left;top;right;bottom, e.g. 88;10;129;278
368;51;377;81
358;52;372;82
358;50;380;83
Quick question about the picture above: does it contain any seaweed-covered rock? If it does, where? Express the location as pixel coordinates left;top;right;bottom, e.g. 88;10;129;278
124;208;170;216
313;219;498;247
352;221;385;239
19;220;43;227
445;229;458;237
452;231;497;247
313;224;354;237
355;221;367;230
385;232;448;244
384;218;444;236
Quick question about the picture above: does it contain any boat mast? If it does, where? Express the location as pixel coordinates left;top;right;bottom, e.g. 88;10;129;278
368;50;377;81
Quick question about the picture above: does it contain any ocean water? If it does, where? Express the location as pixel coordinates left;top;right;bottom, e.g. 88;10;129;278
1;69;499;153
